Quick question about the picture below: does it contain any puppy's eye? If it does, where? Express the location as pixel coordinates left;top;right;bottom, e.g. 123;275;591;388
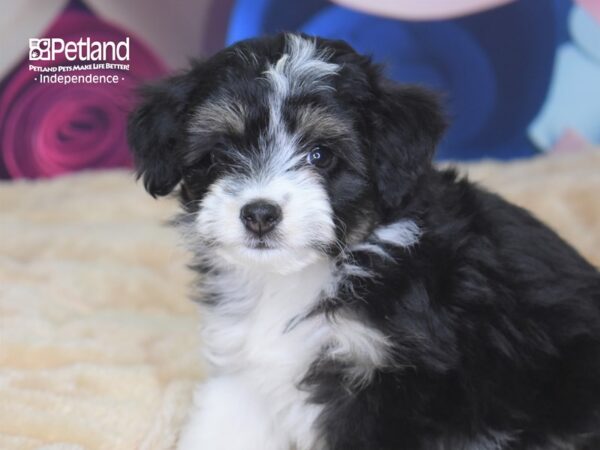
306;146;335;169
210;150;225;165
208;149;235;169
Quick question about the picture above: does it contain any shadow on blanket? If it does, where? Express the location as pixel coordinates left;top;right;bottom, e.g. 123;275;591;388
0;152;599;449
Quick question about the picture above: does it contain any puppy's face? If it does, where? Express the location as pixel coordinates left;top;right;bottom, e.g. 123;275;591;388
128;34;445;273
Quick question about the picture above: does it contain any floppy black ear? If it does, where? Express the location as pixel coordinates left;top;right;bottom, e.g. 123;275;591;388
127;73;196;197
370;82;446;213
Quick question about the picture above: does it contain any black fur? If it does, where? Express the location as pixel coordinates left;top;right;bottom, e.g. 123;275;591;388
308;170;600;449
128;33;600;449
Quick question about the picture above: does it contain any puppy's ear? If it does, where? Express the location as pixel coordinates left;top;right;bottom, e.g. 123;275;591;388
128;73;196;197
370;82;446;213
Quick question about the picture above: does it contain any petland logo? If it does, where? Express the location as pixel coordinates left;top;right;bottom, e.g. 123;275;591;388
29;37;130;61
28;37;131;84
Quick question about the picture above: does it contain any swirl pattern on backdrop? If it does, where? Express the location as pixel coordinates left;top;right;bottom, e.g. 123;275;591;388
0;8;166;179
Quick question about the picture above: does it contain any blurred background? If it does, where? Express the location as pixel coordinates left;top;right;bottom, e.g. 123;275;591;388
1;0;599;180
1;3;599;447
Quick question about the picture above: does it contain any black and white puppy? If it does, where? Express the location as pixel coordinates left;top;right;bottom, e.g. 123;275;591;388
128;33;600;450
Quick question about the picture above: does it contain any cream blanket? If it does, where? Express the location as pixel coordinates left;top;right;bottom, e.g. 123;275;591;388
1;152;599;449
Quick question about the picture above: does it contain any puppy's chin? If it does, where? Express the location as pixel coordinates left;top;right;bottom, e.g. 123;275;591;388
215;244;326;275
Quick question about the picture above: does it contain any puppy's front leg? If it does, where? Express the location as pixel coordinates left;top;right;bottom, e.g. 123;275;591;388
177;376;287;450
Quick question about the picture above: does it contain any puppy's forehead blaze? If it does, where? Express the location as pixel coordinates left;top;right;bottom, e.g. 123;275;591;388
189;35;341;141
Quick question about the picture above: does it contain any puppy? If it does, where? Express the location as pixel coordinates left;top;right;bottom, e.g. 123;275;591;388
128;33;600;450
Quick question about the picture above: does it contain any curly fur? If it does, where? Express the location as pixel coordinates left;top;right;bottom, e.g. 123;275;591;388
128;33;600;450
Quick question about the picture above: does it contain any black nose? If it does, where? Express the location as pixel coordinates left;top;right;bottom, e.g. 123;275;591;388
240;201;282;237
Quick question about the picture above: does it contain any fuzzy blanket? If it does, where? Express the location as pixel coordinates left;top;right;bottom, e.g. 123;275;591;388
1;152;599;449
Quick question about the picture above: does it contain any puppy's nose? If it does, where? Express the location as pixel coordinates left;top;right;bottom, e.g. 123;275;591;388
240;201;282;237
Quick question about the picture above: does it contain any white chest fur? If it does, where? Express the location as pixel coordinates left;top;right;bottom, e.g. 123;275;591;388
199;259;333;448
179;258;390;450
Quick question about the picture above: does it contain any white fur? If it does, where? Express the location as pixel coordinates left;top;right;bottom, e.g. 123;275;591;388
327;312;391;387
196;260;332;450
263;34;339;99
177;257;391;449
177;377;288;450
178;35;391;450
374;219;422;248
180;216;421;450
349;242;393;260
177;259;376;449
348;220;422;261
193;36;341;276
195;167;335;275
